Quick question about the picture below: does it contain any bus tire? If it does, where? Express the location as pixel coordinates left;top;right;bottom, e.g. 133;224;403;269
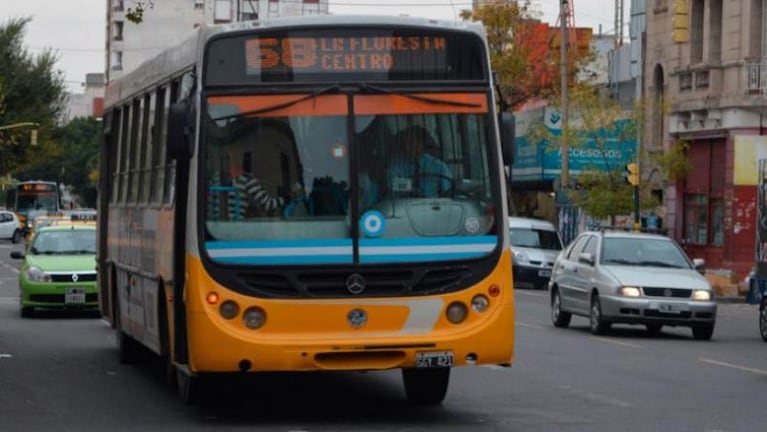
176;369;206;405
402;368;450;405
116;305;142;364
11;229;22;244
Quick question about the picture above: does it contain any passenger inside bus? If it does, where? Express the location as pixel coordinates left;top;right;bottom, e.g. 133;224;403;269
386;126;453;198
228;119;307;219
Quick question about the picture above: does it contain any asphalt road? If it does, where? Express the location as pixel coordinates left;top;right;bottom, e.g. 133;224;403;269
1;240;766;432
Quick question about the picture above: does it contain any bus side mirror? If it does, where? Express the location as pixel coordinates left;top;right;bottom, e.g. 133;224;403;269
499;112;515;165
167;102;192;159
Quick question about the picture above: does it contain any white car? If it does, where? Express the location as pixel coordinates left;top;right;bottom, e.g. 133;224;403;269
549;229;717;340
0;210;23;243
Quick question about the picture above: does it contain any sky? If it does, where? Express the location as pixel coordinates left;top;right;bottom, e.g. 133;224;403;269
0;0;623;93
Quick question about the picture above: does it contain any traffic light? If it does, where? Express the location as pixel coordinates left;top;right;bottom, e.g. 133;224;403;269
625;163;640;186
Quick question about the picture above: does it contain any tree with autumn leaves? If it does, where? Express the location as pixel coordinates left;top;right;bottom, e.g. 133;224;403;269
461;1;693;225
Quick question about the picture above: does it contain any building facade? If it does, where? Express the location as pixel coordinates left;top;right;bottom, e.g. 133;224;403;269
645;0;767;278
62;73;106;123
106;0;329;81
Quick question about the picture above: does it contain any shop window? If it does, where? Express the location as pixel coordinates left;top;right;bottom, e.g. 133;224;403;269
711;198;724;246
684;194;708;244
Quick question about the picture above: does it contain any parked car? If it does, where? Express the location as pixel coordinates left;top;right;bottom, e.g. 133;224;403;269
10;224;98;317
548;229;717;340
509;217;563;290
0;210;23;243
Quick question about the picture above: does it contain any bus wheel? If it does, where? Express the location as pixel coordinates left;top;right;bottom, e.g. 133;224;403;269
176;369;206;405
116;308;142;364
11;229;22;244
402;368;450;405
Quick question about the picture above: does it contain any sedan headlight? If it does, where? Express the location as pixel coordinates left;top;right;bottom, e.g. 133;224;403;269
619;286;641;297
26;266;51;283
692;290;712;301
512;250;529;264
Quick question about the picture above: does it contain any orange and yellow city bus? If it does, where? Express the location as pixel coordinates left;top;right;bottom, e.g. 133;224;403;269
5;180;62;235
99;14;516;405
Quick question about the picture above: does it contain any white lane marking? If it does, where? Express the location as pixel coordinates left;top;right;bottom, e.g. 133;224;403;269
481;365;509;371
699;358;767;376
589;337;641;349
514;290;548;298
559;384;632;408
517;321;546;330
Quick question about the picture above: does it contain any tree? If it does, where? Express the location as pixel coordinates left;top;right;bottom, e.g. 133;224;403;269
0;17;66;178
527;81;647;221
460;1;588;110
125;1;155;24
51;117;101;208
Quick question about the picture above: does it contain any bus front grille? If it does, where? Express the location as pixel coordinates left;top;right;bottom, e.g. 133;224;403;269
236;266;472;298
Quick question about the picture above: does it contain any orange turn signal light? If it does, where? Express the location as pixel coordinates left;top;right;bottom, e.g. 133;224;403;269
206;292;220;305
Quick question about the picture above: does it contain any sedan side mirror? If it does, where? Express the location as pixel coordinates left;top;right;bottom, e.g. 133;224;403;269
692;258;706;274
578;252;595;266
10;251;25;259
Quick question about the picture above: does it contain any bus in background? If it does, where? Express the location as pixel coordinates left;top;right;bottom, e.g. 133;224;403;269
5;180;62;236
99;15;516;405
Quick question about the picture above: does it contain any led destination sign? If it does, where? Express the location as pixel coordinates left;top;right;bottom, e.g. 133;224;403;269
205;28;486;84
245;36;447;73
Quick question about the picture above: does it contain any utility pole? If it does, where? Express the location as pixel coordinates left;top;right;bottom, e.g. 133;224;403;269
560;0;569;188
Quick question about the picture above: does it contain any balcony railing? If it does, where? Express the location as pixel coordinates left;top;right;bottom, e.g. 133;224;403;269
746;60;767;95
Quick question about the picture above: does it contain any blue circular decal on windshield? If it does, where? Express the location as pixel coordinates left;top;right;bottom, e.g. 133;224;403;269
361;210;386;237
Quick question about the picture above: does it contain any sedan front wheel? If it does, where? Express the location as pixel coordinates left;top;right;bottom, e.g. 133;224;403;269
760;300;767;342
589;294;610;335
551;289;571;328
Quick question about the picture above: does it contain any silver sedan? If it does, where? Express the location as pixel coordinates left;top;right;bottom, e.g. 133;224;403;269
549;230;717;340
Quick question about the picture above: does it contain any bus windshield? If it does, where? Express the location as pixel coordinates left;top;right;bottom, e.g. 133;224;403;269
203;92;499;265
17;193;59;212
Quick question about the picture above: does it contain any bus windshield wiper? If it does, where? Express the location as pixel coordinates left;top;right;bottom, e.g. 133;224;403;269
358;83;482;108
211;84;341;122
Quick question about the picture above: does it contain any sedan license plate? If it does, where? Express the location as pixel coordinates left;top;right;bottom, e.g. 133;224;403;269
654;302;689;314
538;269;552;277
65;287;86;304
416;351;454;368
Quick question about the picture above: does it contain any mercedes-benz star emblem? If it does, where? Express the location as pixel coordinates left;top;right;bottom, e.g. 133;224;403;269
71;274;79;282
347;308;367;328
346;273;366;295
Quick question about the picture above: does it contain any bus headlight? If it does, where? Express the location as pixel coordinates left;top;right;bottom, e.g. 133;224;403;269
243;306;266;329
446;301;468;324
26;266;51;283
471;295;490;313
219;300;239;319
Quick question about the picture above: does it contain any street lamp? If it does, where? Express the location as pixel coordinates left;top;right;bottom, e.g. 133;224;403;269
0;122;40;145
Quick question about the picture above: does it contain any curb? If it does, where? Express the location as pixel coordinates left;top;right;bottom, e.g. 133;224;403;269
716;296;747;304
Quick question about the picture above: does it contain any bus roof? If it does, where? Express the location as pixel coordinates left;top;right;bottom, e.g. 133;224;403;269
105;15;486;108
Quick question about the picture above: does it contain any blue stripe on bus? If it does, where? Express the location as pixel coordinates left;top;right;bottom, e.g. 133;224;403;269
210;255;354;265
206;239;353;249
360;252;488;263
359;236;497;247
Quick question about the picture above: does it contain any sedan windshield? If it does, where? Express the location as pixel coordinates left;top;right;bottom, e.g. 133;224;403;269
510;228;562;250
600;237;691;268
32;230;96;255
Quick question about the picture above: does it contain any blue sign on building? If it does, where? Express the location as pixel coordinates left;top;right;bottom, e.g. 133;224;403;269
511;107;637;183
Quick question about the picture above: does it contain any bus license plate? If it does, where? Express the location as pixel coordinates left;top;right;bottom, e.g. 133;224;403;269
65;287;86;304
416;351;454;368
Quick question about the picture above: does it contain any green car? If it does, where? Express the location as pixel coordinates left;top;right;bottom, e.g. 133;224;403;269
10;224;98;317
